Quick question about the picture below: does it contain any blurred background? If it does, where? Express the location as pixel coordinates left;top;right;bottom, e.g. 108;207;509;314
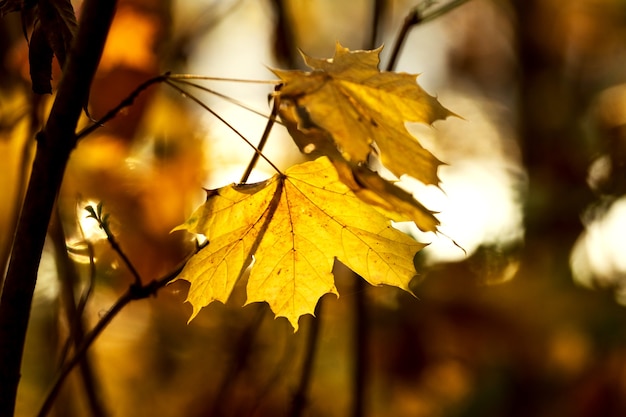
3;0;626;416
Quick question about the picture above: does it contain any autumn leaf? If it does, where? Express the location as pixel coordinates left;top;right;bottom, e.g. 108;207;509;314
25;0;78;94
173;157;426;331
273;42;454;186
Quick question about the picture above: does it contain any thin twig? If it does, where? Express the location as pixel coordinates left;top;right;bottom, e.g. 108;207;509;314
36;248;199;417
76;72;280;142
385;0;471;72
58;242;96;365
58;202;98;365
164;80;283;176
85;203;143;287
420;0;471;24
49;208;106;417
76;73;170;140
73;243;97;338
385;8;419;72
104;235;142;286
37;289;128;417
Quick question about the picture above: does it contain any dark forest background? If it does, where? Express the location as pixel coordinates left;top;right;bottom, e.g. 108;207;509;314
3;0;626;416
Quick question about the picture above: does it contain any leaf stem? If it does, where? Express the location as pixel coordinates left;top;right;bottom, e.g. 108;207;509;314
167;73;280;84
164;80;283;176
385;0;472;71
167;78;284;125
240;95;279;183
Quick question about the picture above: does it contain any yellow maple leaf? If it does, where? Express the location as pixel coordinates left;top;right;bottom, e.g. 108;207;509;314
273;42;454;186
173;157;426;331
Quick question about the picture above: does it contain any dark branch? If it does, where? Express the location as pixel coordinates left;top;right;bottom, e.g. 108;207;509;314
36;250;197;417
0;1;117;415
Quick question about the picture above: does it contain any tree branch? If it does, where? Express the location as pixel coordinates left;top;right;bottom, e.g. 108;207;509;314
0;1;117;415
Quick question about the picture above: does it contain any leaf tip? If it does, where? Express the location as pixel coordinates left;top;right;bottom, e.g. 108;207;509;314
185;304;201;325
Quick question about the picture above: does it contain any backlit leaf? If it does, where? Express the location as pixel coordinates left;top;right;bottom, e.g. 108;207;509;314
174;157;426;331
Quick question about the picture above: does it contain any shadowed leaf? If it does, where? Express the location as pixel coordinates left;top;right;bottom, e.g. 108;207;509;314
38;0;77;69
24;0;77;94
29;19;53;94
278;93;440;233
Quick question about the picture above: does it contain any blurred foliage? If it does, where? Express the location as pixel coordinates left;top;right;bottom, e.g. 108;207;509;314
2;0;626;416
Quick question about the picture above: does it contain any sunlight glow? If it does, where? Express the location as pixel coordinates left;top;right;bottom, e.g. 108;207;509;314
404;92;525;265
571;196;626;303
571;83;626;302
405;160;524;264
